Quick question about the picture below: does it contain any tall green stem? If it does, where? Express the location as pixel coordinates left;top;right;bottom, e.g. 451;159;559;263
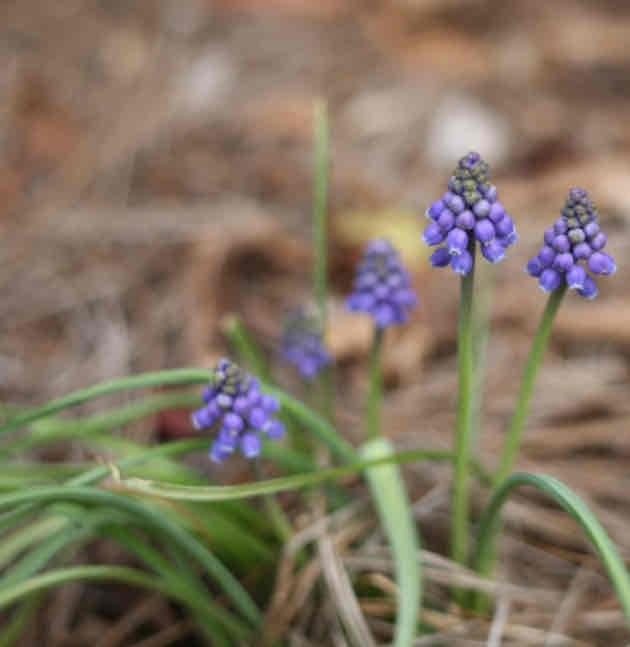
452;245;476;568
494;285;567;486
312;100;334;421
313;100;328;324
366;328;384;440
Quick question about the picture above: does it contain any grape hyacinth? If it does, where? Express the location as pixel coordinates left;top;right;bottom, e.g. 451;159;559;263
279;308;332;379
423;152;516;275
526;188;616;299
191;358;284;463
346;239;418;328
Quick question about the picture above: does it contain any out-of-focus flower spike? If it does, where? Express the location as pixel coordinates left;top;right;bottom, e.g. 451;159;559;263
346;239;417;329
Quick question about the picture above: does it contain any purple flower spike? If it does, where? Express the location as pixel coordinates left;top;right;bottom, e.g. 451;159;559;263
192;358;284;463
423;152;515;276
526;188;615;299
279;308;331;379
346;239;417;329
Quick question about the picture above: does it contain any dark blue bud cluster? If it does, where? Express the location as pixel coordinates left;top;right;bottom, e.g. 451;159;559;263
191;358;284;463
423;152;516;275
279;308;332;379
526;188;616;299
346;239;418;328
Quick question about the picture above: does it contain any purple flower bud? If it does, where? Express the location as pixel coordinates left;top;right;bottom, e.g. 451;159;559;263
392;288;418;307
526;256;543;277
566;264;587;289
223;412;244;431
578;275;598;300
260;394;279;413
544;227;555;245
356;272;377;289
451;250;473;275
216;393;233;409
423;222;444;246
455;210;475;230
552;252;574;272
485;184;497;202
584;222;600;238
263;419;285;439
588;252;616;275
240;432;261;458
538;245;556;267
474;219;495;243
209;440;231;463
429;247;451;267
554;219;568;235
499;230;517;247
473;199;490;218
437;209;455;231
427;200;444;220
373;283;390;300
481;240;505;263
573;242;592;260
191;406;214;430
488;202;505;223
233;396;249;415
495;215;514;238
217;425;239;447
552;235;570;253
590;232;607;251
539;268;562;291
248;407;267;430
446;228;469;255
567;229;585;245
202;386;216;403
449;195;465;213
373;303;396;328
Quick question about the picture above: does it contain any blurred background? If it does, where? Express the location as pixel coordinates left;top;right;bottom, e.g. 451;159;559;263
2;0;630;644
